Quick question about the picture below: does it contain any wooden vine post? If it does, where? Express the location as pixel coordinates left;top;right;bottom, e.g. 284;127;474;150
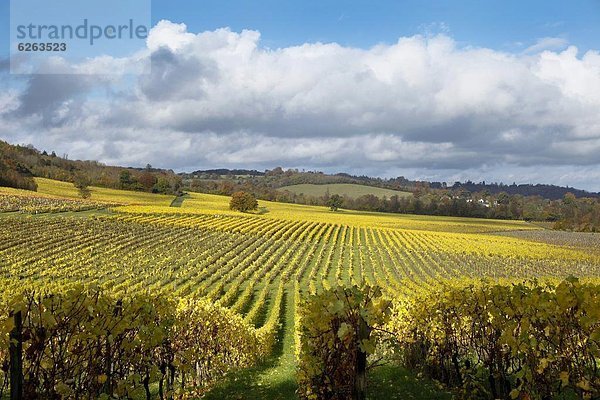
353;316;370;400
9;310;23;400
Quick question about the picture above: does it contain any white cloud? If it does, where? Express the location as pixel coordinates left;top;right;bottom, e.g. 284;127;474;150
523;37;569;54
146;20;196;52
2;21;600;191
0;90;20;116
533;46;600;104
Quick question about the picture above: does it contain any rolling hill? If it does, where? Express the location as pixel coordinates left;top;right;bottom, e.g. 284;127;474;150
278;183;411;199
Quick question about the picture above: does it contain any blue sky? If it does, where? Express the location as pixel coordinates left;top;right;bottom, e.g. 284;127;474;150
2;1;600;190
2;0;600;55
157;0;600;51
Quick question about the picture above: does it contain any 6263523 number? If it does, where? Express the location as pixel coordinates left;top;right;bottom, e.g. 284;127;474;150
17;43;67;52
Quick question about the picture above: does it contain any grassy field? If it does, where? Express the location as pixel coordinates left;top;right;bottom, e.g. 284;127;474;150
1;179;599;399
279;183;412;199
34;177;175;206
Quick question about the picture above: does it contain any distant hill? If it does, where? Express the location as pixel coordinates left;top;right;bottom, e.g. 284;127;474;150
183;167;599;200
0;139;182;194
279;183;411;199
2;138;598;201
189;168;266;177
451;181;600;200
0;140;39;190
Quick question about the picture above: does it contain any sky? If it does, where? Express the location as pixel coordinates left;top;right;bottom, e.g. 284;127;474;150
1;0;600;191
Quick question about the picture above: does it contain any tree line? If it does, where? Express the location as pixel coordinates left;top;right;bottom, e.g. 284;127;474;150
185;167;599;200
0;140;183;195
191;179;600;231
324;191;600;232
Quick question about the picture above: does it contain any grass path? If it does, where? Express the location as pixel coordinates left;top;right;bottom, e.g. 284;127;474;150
170;194;189;207
201;285;454;400
202;287;298;399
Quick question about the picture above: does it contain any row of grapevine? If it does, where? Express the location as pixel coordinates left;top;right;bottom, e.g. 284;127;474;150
0;287;264;399
0;193;118;214
2;206;600;398
3;214;599;313
389;278;600;399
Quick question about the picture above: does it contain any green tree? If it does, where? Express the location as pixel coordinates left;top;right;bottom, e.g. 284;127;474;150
119;170;133;189
73;174;92;199
153;177;171;194
327;194;343;211
229;191;258;212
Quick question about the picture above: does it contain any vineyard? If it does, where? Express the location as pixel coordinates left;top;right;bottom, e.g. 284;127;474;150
1;179;599;399
0;193;118;214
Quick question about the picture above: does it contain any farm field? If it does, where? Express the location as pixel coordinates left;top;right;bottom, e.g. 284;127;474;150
1;180;599;398
278;183;412;199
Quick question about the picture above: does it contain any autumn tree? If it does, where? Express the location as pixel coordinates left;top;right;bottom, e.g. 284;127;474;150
139;171;157;191
229;191;258;212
